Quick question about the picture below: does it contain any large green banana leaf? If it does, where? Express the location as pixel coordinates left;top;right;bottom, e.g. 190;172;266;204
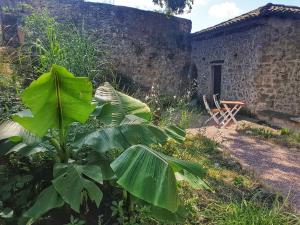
0;120;40;144
23;185;64;224
0;140;18;155
111;145;178;212
12;65;95;137
1;142;47;156
149;204;187;224
0;120;46;156
110;145;206;213
0;208;13;219
52;163;103;212
120;114;148;125
86;151;115;180
73;124;185;153
94;82;151;125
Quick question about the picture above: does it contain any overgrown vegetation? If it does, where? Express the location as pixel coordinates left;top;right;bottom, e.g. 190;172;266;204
0;47;24;123
143;83;201;129
1;9;113;121
20;10;114;86
239;123;300;149
0;65;208;224
1;4;300;225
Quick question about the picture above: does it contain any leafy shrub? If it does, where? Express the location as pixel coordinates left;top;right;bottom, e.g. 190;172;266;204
280;128;292;136
143;83;201;128
0;65;208;224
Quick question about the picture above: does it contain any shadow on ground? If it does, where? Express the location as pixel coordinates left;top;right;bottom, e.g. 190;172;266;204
187;117;300;213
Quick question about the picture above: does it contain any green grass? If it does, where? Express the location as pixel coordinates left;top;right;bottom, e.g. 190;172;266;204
203;197;300;225
239;124;300;149
151;134;300;224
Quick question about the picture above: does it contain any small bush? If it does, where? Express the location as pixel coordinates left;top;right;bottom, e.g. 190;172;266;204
280;128;292;136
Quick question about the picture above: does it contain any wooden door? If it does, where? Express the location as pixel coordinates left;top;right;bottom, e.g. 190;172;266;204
213;65;222;96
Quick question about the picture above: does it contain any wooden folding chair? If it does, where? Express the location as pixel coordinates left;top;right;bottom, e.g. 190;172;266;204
213;94;227;117
213;94;243;127
203;95;226;125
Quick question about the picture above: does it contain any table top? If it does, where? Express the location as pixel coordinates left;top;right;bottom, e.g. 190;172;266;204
220;100;245;105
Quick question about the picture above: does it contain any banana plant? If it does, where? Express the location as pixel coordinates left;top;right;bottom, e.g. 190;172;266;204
0;65;208;224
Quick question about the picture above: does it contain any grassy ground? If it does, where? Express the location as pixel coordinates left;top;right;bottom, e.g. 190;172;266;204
238;122;300;150
153;134;300;224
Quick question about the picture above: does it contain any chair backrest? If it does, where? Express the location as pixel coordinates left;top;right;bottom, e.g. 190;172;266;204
213;94;222;110
203;95;213;114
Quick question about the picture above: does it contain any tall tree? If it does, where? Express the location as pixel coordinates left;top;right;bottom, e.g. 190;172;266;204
153;0;194;14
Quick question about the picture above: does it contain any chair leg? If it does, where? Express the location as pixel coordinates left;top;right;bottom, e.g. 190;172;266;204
204;112;220;125
221;105;241;128
229;106;242;126
219;106;236;127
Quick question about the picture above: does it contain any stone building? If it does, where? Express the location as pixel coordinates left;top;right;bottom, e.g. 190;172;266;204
1;2;300;128
191;3;300;127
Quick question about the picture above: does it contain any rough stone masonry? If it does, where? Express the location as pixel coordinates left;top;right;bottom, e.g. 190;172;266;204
1;0;192;95
192;4;300;117
1;1;300;119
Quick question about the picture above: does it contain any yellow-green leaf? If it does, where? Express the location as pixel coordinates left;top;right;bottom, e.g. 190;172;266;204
12;65;95;136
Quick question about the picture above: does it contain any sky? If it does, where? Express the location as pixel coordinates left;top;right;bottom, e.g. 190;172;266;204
86;0;300;32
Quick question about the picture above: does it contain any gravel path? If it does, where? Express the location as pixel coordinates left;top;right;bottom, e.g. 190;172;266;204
188;124;300;212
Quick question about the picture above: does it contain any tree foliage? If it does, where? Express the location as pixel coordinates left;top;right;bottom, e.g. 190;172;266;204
152;0;194;14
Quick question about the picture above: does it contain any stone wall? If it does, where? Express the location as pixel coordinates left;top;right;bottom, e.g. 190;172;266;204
192;17;300;116
0;0;192;94
255;17;300;115
1;1;300;116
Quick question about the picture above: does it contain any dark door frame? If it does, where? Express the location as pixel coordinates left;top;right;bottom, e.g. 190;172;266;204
212;64;222;96
209;61;223;99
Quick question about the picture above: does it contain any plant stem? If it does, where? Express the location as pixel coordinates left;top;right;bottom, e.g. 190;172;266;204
49;137;64;161
54;70;69;163
124;191;132;221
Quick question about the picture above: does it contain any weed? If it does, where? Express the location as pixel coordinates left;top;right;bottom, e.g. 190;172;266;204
64;216;85;225
233;176;244;187
281;128;292;135
250;127;276;139
21;10;114;86
240;124;300;149
203;197;300;225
